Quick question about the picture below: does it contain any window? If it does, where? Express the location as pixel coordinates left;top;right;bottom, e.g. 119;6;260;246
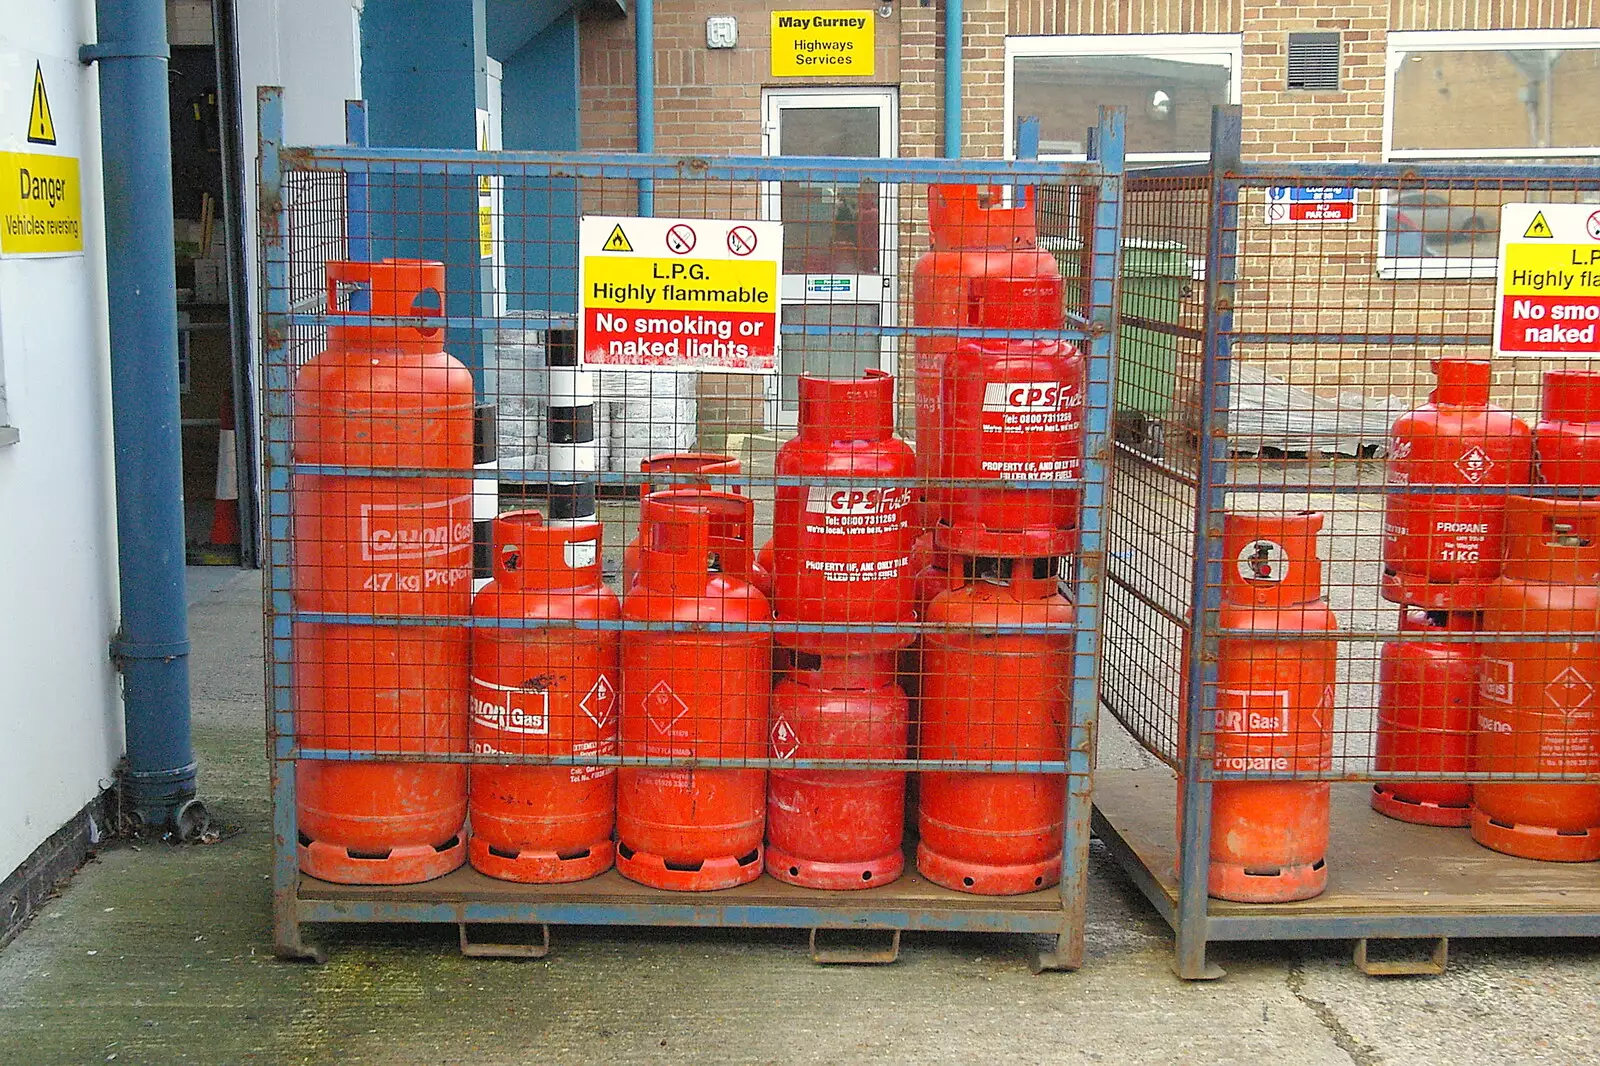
1381;30;1600;277
1006;35;1242;164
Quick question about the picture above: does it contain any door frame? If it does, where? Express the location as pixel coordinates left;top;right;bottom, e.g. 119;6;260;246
760;86;900;428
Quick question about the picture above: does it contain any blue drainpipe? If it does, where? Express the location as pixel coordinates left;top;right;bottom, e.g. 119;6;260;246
944;0;962;158
82;0;204;836
636;0;654;214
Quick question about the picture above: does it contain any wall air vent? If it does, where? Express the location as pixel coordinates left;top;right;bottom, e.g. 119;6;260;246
1287;32;1341;91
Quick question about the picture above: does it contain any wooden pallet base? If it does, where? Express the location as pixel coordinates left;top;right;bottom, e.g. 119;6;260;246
1093;769;1600;941
296;848;1068;939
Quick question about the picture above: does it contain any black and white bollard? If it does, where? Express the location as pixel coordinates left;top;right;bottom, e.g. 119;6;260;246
546;329;598;525
473;401;498;593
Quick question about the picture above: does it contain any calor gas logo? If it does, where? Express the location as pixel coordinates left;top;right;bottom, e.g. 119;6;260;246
981;381;1074;412
470;677;550;736
360;495;473;561
1216;690;1291;736
805;484;913;515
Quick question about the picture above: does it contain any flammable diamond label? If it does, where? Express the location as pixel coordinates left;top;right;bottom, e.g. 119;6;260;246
1545;667;1596;717
1455;445;1495;484
771;716;800;759
646;679;689;733
580;673;617;729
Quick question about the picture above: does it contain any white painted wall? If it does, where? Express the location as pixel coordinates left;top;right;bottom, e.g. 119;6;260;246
0;6;125;878
234;0;364;390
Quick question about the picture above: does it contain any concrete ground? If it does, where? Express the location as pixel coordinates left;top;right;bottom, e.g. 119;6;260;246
1;567;1598;1065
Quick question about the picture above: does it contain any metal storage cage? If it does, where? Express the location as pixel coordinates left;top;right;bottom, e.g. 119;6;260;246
1098;105;1600;980
259;87;1128;970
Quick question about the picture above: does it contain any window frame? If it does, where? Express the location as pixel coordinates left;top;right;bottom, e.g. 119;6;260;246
1380;28;1600;279
1004;34;1244;165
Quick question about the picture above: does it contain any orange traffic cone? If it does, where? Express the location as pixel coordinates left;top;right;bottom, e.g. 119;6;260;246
208;396;240;551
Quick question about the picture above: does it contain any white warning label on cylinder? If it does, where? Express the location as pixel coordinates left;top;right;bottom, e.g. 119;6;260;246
564;539;599;569
771;716;800;759
645;679;690;733
1235;539;1289;584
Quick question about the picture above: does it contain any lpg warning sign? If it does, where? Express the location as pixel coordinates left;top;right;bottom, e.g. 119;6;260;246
579;215;782;372
1495;203;1600;357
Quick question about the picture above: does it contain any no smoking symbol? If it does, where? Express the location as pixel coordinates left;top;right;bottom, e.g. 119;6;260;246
1588;211;1600;241
665;224;697;254
727;225;758;256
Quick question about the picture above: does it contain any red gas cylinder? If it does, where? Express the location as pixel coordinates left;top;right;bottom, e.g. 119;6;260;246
617;492;773;890
1205;511;1338;903
767;651;909;889
773;370;917;653
911;532;963;619
622;452;740;589
468;512;621;882
1371;608;1478;827
1383;358;1534;610
1472;496;1600;862
938;338;1085;557
756;539;775;595
293;258;474;884
918;556;1072;894
899;532;964;829
1534;369;1600;490
900;533;963;697
912;185;1065;525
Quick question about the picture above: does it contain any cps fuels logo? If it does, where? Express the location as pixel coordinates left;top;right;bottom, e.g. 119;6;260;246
981;381;1075;411
804;485;913;515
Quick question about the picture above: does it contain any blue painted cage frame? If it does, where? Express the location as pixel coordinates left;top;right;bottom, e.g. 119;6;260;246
258;87;1128;968
1097;104;1600;980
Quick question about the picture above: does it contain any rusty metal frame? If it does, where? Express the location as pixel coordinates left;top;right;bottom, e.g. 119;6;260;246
259;86;1127;970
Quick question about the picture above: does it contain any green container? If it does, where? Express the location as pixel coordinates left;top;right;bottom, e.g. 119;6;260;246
1043;237;1190;419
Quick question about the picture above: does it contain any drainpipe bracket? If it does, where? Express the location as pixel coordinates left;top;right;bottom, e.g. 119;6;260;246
79;39;171;65
110;635;192;669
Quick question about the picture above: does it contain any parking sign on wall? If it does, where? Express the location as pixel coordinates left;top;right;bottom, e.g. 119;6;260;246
1264;186;1356;224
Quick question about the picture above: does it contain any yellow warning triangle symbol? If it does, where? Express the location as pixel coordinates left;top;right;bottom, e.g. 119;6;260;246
602;224;633;252
27;63;56;145
1523;211;1553;239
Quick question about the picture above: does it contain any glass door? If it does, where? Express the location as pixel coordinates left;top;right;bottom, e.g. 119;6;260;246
761;88;898;426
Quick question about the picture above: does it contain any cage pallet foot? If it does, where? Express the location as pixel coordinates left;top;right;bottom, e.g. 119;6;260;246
1029;934;1080;974
274;926;327;964
459;922;551;960
1353;937;1448;977
808;927;900;965
1172;955;1226;981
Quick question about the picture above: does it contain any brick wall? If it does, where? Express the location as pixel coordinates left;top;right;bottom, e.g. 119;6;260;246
582;4;907;155
575;0;1600;425
1389;0;1599;30
1008;0;1241;36
1239;2;1388;162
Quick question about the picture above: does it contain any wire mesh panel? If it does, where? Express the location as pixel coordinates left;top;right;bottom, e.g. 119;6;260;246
1098;105;1600;980
1089;167;1210;768
259;88;1126;968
